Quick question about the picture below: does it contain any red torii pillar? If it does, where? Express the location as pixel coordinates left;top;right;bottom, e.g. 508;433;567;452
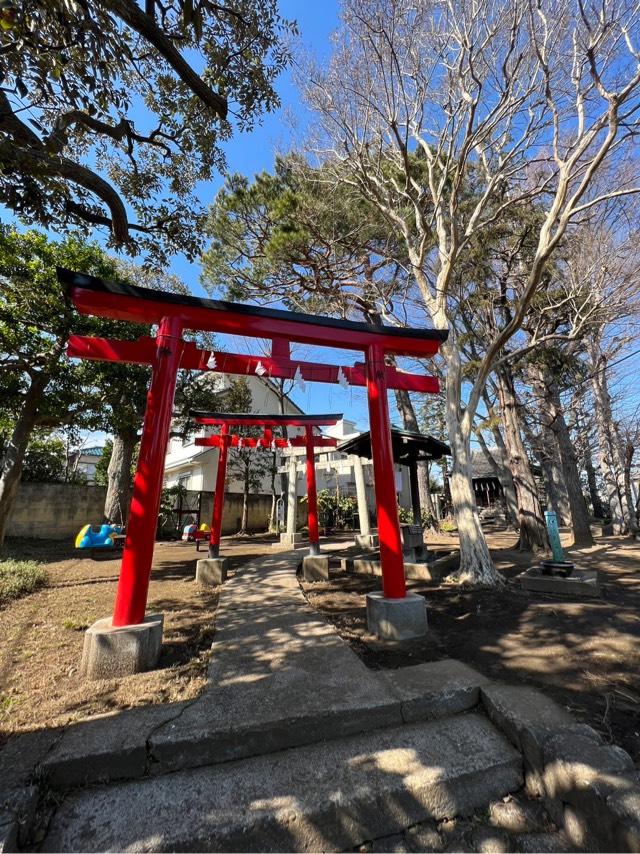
113;316;184;627
208;424;230;559
305;425;321;556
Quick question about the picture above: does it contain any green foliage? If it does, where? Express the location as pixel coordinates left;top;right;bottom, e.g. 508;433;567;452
0;228;139;448
202;156;404;318
158;483;188;536
398;504;438;529
0;559;47;605
1;1;296;264
21;435;67;483
311;490;358;529
93;440;112;488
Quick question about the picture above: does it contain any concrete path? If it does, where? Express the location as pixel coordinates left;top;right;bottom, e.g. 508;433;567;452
35;549;490;789
148;549;405;770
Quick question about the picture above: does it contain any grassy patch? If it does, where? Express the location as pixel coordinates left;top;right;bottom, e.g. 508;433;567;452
0;559;48;605
62;617;90;631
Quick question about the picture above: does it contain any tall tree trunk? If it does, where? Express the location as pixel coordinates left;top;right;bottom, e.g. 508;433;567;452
528;367;593;545
623;441;638;533
394;388;438;527
520;410;571;525
550;406;593;545
104;431;137;525
495;367;548;552
0;372;48;546
489;424;520;529
589;342;629;533
444;346;501;584
476;429;519;529
584;450;605;518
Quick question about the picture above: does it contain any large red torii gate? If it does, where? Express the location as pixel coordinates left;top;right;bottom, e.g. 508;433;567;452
190;411;341;559
59;267;447;660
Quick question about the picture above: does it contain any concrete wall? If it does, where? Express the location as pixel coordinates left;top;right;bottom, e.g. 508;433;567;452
7;482;108;539
199;491;273;535
6;483;275;540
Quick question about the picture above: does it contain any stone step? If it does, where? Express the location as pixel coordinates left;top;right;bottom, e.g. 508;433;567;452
42;712;523;853
40;660;489;788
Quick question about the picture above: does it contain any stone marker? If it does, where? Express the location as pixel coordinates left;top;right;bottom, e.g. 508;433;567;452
302;555;329;582
517;566;600;597
196;557;228;586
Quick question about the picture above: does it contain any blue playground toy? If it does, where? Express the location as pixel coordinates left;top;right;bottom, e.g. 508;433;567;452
75;524;123;550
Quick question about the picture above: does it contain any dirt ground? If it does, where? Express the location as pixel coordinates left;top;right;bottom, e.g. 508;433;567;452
302;530;640;766
0;534;271;744
3;528;639;773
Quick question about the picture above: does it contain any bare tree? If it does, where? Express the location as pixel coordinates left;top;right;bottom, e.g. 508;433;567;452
303;0;640;583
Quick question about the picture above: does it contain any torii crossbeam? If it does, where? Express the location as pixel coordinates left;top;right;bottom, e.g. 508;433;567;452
59;267;447;666
191;411;341;559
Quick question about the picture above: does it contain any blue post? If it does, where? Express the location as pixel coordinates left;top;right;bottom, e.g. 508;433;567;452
544;511;564;562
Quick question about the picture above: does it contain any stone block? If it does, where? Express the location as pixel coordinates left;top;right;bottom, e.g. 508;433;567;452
41;703;189;788
538;730;634;799
81;613;163;680
351;558;441;582
400;524;424;551
43;714;522;853
355;533;379;550
302;555;329;582
380;659;489;722
279;532;302;546
366;592;428;641
480;683;574;753
488;794;552;834
512;832;571;852
0;787;39;849
517;566;600;597
196;557;228;586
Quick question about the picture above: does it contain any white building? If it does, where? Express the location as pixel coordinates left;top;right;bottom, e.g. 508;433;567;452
163;373;306;495
285;418;413;511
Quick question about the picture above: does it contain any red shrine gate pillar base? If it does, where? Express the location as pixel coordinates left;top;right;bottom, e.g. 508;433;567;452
196;425;230;587
81;316;184;679
363;344;427;640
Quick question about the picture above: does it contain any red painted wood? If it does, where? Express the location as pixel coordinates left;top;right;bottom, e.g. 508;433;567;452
67;335;440;393
305;425;320;553
365;343;406;599
112;317;184;626
195;436;337;448
209;424;230;558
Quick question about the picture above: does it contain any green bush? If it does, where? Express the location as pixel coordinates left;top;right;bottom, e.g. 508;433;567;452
0;559;48;605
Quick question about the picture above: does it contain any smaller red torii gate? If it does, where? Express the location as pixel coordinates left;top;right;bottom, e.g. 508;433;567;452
190;412;341;558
